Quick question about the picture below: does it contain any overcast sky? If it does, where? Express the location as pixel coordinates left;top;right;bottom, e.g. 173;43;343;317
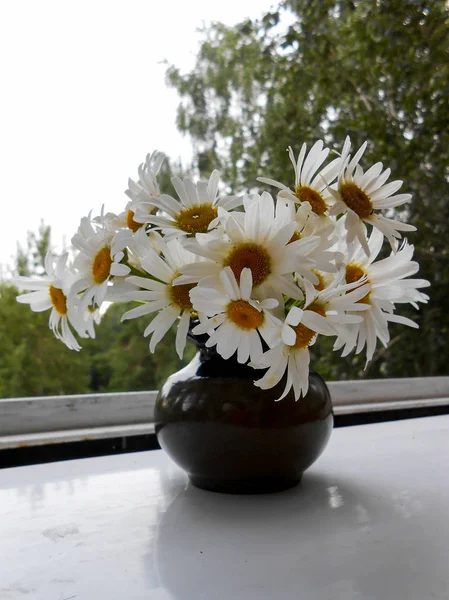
0;0;276;274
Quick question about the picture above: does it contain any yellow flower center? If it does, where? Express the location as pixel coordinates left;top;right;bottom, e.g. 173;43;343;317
312;270;326;291
176;204;218;234
224;243;271;287
339;182;373;218
170;282;195;310
49;285;67;315
126;209;143;232
295;186;327;216
345;263;371;304
291;304;326;349
92;247;112;284
227;300;264;330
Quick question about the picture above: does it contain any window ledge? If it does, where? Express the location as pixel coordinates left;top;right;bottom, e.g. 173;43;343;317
1;377;448;450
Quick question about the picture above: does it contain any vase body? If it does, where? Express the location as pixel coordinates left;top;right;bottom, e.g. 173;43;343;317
155;343;333;494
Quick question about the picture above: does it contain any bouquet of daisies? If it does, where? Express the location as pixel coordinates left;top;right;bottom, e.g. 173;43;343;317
15;138;430;400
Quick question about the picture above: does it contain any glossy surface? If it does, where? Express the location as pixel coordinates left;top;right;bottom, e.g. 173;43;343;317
155;350;333;493
1;416;449;599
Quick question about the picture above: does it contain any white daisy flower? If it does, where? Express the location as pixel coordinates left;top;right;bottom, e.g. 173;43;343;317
15;252;82;351
258;141;341;217
252;274;371;401
334;227;430;362
77;303;102;339
176;191;322;310
71;214;131;311
99;152;165;236
300;273;371;340
93;151;165;237
251;306;324;402
120;233;202;359
95;207;143;238
274;199;340;273
125;150;165;230
126;226;165;266
329;137;416;253
95;227;162;281
104;279;137;303
135;170;242;239
190;267;281;363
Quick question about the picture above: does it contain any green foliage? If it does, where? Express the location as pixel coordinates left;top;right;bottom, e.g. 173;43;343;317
2;225;91;397
16;220;52;276
0;284;195;399
0;283;91;398
2;223;195;399
83;302;195;393
167;0;449;379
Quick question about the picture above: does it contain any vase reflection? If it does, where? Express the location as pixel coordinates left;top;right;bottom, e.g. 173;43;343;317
149;472;438;600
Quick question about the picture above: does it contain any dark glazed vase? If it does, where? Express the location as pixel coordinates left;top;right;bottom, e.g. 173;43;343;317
155;336;333;494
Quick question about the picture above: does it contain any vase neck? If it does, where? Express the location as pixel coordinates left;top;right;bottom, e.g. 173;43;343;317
187;331;259;379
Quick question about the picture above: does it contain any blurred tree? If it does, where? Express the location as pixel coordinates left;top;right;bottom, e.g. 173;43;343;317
167;0;449;379
1;224;90;397
84;302;195;393
16;220;52;276
0;282;92;398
